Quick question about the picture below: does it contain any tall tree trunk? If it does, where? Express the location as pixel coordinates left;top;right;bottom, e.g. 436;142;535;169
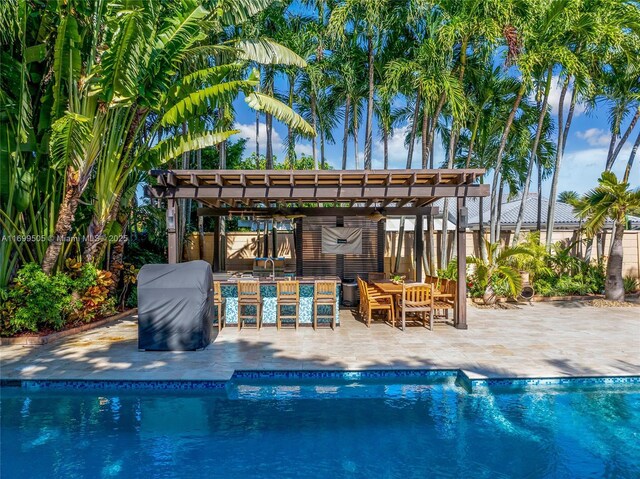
320;128;326;169
406;88;421;169
536;160;543;231
607;107;640;172
465;113;480;168
41;180;80;274
311;93;318;170
342;95;350;170
478;194;487;261
513;68;552;246
266;112;273;169
218;107;227;169
605;220;626;301
255;110;260;162
490;82;526;243
546;79;578;248
353;101;359;169
489;171;500;244
623;129;640;183
428;93;447;168
287;73;296;168
363;34;374;170
421;106;429;169
197;149;203;233
383;127;389;169
84;190;123;266
496;180;505;243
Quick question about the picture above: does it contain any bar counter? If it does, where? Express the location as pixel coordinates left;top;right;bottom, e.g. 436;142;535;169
216;276;341;326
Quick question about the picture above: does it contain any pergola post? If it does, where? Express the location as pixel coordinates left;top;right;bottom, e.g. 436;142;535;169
294;218;303;277
415;214;424;282
377;219;385;274
213;217;220;272
456;197;468;329
166;199;178;264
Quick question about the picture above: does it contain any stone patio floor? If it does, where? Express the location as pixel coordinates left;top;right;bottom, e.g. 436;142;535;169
1;301;638;382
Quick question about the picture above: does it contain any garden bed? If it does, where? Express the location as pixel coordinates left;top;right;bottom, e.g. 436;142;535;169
0;308;137;346
470;293;639;305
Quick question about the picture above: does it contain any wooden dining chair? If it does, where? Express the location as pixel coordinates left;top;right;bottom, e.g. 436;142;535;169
400;283;434;331
358;277;395;328
213;281;226;331
237;280;262;330
433;279;456;321
276;280;299;329
313;281;337;330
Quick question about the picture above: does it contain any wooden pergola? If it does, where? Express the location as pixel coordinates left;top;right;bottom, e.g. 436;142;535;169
146;168;489;329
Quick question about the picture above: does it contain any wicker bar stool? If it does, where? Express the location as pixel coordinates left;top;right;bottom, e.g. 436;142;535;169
313;280;337;330
276;280;299;329
237;280;262;330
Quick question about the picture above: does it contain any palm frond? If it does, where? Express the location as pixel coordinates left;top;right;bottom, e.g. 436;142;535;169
234;38;307;67
245;92;315;137
49;112;92;170
149;129;240;164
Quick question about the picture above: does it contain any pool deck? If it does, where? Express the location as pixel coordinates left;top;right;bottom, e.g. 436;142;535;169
1;301;638;382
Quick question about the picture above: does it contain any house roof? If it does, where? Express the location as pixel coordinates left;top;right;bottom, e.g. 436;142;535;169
431;193;640;230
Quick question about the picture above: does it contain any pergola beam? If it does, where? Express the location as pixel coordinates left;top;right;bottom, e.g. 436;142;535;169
196;206;439;217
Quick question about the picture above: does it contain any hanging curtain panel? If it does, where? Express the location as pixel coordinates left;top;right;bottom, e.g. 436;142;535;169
322;227;363;254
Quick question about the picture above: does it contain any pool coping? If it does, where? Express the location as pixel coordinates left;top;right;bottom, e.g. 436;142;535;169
2;370;638;393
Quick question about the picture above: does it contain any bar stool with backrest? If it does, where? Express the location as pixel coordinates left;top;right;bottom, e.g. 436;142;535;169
400;283;434;331
276;280;299;329
313;280;337;330
237;280;262;330
213;281;226;331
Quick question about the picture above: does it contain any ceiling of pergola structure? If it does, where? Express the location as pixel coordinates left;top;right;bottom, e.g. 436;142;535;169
146;169;488;212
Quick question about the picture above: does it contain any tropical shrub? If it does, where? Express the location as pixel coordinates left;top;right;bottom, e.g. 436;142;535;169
624;276;638;294
467;241;533;304
0;261;117;336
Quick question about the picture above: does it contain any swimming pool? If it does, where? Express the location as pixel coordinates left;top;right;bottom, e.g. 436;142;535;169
2;374;639;478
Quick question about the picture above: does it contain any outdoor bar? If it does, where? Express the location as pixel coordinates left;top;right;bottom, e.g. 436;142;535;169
146;169;488;329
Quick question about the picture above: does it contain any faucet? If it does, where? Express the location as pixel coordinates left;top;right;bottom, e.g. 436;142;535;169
265;257;275;279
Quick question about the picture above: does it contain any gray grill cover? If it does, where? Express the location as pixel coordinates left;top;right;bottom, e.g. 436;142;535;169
137;260;214;351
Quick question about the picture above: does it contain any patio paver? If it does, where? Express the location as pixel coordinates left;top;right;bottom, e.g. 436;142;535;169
1;301;638;382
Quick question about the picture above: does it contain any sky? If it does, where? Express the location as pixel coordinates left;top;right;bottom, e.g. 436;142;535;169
231;70;638;199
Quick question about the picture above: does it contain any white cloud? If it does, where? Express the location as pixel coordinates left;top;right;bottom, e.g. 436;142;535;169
295;142;313;157
234;122;285;154
576;128;611;147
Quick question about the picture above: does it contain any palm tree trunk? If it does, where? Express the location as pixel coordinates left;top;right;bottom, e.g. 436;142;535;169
605;113;621;172
536;161;543;231
406;88;421;169
496;180;504;242
255;110;260;162
311;93;318;170
546;80;577;248
608;107;640;172
342;95;350;170
421;106;429;169
478;194;487;261
383;127;389;170
41;180;80;274
490;82;526;243
266;112;273;169
218;107;227;169
108;210;130;296
489;171;500;244
320;128;326;169
287;73;296;168
623;129;640;183
465;113;480;168
364;34;374;170
513;68;552;246
353;101;359;169
605;220;626;301
429;94;447;168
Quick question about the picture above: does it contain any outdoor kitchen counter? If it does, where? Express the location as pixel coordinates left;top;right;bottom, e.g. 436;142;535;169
217;277;341;326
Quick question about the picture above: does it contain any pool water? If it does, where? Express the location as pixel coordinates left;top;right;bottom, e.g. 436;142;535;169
2;377;639;478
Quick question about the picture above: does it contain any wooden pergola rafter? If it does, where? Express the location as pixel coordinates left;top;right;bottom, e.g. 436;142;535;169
146;169;489;329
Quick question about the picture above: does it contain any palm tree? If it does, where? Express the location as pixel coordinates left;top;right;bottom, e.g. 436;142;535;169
328;0;395;170
576;172;640;302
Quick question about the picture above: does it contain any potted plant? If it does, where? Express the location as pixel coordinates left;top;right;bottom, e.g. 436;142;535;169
390;274;406;285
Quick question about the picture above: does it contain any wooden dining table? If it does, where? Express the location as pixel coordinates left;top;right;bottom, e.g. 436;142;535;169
371;280;456;323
